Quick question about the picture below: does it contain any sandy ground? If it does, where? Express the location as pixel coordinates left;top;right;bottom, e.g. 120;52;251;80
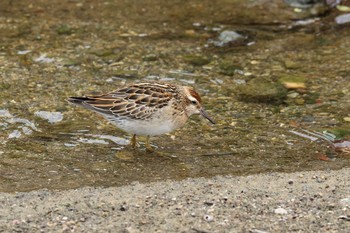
0;169;349;233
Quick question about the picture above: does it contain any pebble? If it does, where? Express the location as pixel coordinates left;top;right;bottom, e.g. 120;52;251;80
8;130;21;139
34;111;63;124
34;54;55;63
335;13;350;24
274;207;288;215
210;30;243;47
251;230;269;233
295;98;305;105
0;109;13;117
64;143;78;147
339;198;350;207
203;215;214;222
287;92;299;98
120;205;128;211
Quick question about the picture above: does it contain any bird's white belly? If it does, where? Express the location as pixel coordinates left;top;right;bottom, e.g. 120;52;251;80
118;119;175;136
104;114;186;136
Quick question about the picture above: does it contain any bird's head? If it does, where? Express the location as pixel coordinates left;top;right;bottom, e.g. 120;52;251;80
183;86;215;124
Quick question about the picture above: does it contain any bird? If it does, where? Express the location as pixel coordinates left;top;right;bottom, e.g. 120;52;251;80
67;82;215;151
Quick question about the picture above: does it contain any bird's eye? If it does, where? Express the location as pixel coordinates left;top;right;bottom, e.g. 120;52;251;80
191;100;197;105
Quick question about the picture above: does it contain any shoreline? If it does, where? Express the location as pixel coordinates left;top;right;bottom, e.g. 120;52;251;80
1;168;349;232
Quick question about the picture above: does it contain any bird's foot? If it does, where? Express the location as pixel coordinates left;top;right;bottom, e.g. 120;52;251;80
145;135;155;153
129;134;137;149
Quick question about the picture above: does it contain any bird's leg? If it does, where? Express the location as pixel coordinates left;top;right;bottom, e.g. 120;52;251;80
130;134;137;149
145;135;154;152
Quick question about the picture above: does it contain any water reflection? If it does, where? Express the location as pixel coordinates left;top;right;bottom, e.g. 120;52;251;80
61;132;129;148
1;109;39;139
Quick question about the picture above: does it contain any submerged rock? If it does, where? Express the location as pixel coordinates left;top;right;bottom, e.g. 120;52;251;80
284;0;325;8
8;130;21;139
209;30;244;47
217;31;242;44
183;54;211;66
279;75;307;89
35;111;63;124
238;78;287;104
219;62;242;76
143;54;158;62
34;54;55;63
0;109;13;118
56;24;75;35
335;13;350;24
283;59;300;69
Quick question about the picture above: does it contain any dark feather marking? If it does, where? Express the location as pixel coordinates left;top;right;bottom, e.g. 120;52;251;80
128;94;138;100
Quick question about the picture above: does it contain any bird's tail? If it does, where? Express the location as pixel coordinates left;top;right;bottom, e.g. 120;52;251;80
67;96;91;105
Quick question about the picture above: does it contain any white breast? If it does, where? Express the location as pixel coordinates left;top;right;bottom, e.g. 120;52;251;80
102;105;188;136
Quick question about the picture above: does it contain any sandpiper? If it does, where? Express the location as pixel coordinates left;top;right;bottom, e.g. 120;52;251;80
68;82;215;151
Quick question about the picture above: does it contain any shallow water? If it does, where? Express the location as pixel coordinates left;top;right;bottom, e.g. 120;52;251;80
0;0;349;192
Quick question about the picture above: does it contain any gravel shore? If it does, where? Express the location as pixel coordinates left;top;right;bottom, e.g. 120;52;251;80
1;168;349;232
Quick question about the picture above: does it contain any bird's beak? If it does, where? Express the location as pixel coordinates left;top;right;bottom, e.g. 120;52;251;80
200;108;215;124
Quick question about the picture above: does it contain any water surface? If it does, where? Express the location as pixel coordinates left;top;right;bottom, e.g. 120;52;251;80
0;0;349;192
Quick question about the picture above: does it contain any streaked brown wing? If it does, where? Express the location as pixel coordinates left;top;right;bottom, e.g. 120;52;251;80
69;83;175;120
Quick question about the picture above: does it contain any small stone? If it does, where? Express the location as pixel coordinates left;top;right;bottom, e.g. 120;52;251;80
183;54;211;66
343;117;350;122
336;5;350;12
288;180;294;185
284;59;299;69
56;24;74;35
34;54;55;63
230;121;237;126
279;75;306;89
0;109;13;117
203;215;214;222
237;78;287;104
302;115;315;122
203;201;214;206
212;30;243;47
339;198;350;207
251;230;269;233
284;82;306;89
143;54;158;62
35;111;63;124
120;205;128;211
335;13;350;24
295;98;305;105
219;62;241;76
338;215;350;221
64;143;78;147
61;58;80;67
274;207;288;215
124;227;138;233
8;130;21;139
287;92;299;98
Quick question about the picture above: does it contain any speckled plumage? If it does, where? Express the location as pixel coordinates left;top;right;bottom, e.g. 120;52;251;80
68;82;214;151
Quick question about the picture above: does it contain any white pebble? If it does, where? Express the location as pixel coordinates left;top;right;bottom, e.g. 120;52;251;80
335;13;350;24
35;111;63;124
274;207;288;215
339;198;350;207
203;214;214;222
